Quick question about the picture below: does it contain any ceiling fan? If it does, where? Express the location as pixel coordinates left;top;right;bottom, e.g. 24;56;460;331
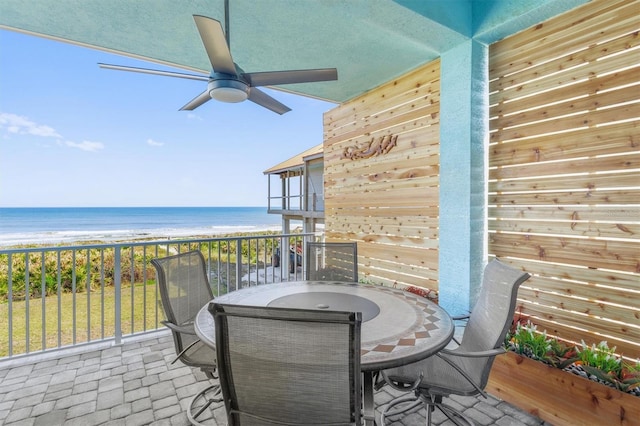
99;13;337;114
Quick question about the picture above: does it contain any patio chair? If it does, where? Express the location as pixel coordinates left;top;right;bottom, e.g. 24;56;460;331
379;259;531;426
306;241;358;282
151;250;222;425
209;303;363;425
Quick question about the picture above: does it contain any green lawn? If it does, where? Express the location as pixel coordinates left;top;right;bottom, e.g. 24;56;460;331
0;282;162;357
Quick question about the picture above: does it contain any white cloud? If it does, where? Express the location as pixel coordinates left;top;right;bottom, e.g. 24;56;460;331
147;138;164;147
63;140;104;152
1;112;105;152
0;112;61;138
186;113;203;121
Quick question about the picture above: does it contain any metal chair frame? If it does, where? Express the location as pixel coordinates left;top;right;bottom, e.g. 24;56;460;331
380;259;531;426
152;250;223;425
210;302;363;425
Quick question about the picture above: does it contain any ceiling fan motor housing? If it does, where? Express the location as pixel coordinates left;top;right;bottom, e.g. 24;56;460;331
207;77;249;103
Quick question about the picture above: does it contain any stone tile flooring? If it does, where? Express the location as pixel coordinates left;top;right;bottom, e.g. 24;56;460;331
0;331;549;425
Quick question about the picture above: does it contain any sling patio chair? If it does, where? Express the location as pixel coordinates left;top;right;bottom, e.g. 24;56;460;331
305;241;358;282
151;250;223;425
379;259;531;426
209;302;363;425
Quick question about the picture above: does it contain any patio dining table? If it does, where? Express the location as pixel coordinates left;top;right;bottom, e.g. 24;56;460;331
194;280;454;426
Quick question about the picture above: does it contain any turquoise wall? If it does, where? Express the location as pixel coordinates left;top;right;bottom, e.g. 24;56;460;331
435;0;588;313
438;40;488;315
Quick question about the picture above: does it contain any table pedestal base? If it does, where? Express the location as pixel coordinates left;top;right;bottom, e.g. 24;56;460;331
363;371;377;426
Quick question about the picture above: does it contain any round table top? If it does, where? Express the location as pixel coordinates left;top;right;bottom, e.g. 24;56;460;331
195;280;454;371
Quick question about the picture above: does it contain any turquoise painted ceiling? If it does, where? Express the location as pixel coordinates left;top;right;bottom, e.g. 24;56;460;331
0;0;587;103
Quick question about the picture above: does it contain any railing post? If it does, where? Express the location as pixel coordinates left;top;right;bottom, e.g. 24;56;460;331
235;238;242;290
7;255;13;357
278;236;285;281
114;245;122;345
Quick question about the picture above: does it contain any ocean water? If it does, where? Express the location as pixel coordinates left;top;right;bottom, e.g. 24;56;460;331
0;207;282;246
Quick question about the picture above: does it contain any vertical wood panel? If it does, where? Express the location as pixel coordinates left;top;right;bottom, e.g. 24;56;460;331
489;0;640;358
323;60;440;291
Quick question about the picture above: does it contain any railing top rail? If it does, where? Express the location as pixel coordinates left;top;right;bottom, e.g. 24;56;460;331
0;232;314;254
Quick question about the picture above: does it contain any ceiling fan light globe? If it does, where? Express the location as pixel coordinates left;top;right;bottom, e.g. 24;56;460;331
208;79;249;103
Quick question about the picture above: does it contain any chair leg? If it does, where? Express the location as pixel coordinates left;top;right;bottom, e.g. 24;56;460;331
436;402;474;426
380;391;430;426
380;392;476;426
186;383;223;426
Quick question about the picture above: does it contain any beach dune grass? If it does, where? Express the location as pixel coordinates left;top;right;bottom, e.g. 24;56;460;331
0;232;284;301
0;248;157;302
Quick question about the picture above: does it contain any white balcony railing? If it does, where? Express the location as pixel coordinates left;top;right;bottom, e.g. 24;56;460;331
0;233;312;360
267;193;324;213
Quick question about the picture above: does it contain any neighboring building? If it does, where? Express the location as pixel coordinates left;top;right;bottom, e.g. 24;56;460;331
263;144;324;235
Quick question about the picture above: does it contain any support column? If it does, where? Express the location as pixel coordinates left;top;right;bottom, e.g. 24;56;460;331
438;39;488;315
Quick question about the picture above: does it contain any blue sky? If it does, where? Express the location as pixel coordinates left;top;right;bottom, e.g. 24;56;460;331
0;29;335;208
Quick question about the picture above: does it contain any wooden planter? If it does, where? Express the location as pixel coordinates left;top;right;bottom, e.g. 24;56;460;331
486;351;640;426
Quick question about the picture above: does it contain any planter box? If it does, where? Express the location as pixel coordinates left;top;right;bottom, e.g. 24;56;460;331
487;351;639;426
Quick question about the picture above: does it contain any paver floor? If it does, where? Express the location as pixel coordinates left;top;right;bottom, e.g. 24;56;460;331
0;332;549;426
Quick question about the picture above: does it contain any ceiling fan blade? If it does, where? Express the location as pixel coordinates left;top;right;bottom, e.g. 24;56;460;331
243;68;338;87
98;63;210;81
248;88;291;115
179;90;212;111
193;15;237;76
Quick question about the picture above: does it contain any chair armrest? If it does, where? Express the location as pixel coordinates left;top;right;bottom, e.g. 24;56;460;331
451;313;470;321
434;352;489;398
161;320;196;335
380;370;424;392
439;347;506;358
448;312;470;345
435;347;506;398
161;320;204;365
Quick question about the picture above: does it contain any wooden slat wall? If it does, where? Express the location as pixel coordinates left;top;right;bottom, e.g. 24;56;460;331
323;60;441;289
488;0;640;359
